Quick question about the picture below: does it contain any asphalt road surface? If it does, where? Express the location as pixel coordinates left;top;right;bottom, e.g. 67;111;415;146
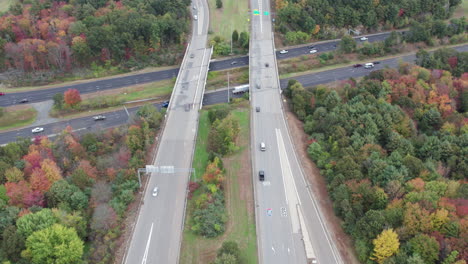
279;44;468;89
249;0;345;263
2;44;467;145
123;0;211;263
0;31;395;107
249;0;341;263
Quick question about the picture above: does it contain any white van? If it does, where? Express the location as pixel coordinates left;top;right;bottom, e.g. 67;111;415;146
364;63;374;69
260;142;266;151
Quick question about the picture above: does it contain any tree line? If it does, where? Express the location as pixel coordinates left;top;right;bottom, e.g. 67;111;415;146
275;0;464;41
0;0;191;84
285;56;467;263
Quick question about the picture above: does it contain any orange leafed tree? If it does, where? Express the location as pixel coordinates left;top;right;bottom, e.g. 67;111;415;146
40;159;63;185
64;88;81;106
30;168;51;193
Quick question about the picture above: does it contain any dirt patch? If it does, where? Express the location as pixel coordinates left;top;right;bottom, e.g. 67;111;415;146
282;98;360;264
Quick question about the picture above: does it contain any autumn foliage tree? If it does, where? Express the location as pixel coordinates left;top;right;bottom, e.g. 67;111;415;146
64;89;81;107
371;229;400;264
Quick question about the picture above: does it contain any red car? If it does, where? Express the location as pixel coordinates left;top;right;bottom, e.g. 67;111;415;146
0;92;5;96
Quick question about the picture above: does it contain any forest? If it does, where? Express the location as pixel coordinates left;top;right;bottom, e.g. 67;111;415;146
275;0;463;38
0;0;191;81
0;104;164;263
285;48;467;264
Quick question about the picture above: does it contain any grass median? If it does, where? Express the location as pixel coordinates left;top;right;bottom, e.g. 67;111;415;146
180;102;258;264
50;79;174;118
0;107;37;131
208;0;249;41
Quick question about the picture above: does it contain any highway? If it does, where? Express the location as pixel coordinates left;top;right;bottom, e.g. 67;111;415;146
0;31;394;107
2;44;467;145
249;0;342;263
123;0;211;263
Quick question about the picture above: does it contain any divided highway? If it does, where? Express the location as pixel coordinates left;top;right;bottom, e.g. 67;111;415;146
0;31;395;107
1;44;467;146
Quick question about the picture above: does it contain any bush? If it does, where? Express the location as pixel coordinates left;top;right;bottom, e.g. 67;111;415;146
216;0;222;8
191;192;226;237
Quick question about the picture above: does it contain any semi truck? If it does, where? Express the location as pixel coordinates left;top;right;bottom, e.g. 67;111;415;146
232;84;249;94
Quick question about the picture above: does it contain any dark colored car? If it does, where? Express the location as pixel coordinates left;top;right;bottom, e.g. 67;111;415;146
259;170;265;181
19;98;29;103
308;45;315;49
0;92;5;96
265;63;269;67
373;61;380;64
353;64;363;68
231;61;237;65
162;101;169;108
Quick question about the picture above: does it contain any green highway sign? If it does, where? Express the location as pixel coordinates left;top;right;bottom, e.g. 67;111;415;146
253;9;260;15
264;11;269;15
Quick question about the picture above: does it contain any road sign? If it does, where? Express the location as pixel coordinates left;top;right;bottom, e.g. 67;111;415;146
253;9;260;15
145;165;159;173
160;166;175;173
264;11;269;15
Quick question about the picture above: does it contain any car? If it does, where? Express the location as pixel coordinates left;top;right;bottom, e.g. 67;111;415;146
373;61;380;64
360;36;368;41
256;106;260;112
190;53;195;58
193;15;198;20
267;208;272;216
265;63;269;67
0;92;5;96
353;64;363;68
162;101;169;108
364;62;375;69
32;127;44;133
193;5;196;9
309;49;318;54
256;84;261;89
308;45;315;49
279;50;288;54
93;115;106;121
19;98;29;103
185;103;191;111
231;61;237;65
259;170;265;181
152;187;159;197
260;142;266;151
311;258;318;264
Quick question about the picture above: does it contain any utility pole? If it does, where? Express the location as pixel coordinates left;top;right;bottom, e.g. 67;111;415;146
227;72;230;103
230;24;233;55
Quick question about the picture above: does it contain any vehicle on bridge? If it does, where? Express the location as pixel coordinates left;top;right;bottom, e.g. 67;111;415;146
232;84;249;94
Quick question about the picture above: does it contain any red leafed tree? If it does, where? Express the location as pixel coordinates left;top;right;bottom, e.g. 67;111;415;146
448;56;458;69
30;168;51;193
64;88;81;106
23;190;45;208
77;160;98;180
23;150;43;177
5;180;31;208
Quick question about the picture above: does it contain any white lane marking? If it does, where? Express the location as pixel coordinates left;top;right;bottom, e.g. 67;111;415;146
259;0;263;33
141;222;154;264
275;128;301;232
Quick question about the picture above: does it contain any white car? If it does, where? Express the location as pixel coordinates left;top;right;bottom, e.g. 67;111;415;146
193;15;198;20
309;49;318;54
93;115;106;121
32;127;44;133
360;36;368;41
279;50;288;54
311;258;318;264
152;187;159;197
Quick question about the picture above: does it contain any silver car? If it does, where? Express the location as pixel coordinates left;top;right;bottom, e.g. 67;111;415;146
152;187;159;197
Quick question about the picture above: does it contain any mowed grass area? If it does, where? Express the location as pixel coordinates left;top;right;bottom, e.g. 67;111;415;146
206;67;249;90
0;0;14;13
180;103;258;264
0;108;37;130
191;111;210;181
112;79;174;102
208;0;249;41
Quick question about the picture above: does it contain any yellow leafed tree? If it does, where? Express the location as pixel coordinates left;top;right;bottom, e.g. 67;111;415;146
371;229;400;264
